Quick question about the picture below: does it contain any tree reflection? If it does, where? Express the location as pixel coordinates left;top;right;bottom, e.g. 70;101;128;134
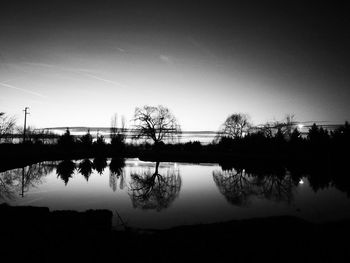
93;157;107;175
128;162;181;211
56;160;76;185
213;168;257;206
0;162;54;199
255;172;296;204
109;157;126;192
321;164;350;197
213;164;297;206
0;170;17;200
78;159;94;181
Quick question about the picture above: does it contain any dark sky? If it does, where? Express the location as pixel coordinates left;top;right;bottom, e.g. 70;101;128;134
1;0;349;130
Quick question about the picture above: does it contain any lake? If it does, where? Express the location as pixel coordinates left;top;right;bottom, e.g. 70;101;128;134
1;158;350;229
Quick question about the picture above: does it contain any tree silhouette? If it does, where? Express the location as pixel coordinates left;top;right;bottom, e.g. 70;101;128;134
290;128;301;143
110;113;126;152
133;105;181;145
308;123;329;143
57;128;75;148
220;113;250;139
79;130;93;147
0;112;16;143
128;162;181;211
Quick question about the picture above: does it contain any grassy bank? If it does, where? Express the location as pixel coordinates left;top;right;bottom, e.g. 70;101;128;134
1;203;349;262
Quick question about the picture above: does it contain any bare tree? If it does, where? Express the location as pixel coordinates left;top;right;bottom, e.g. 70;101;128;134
220;113;250;139
260;122;275;138
257;114;297;139
274;114;296;137
133;105;181;144
110;113;118;137
110;113;126;149
0;112;16;143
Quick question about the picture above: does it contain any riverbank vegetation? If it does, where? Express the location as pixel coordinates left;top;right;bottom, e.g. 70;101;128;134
0;107;349;169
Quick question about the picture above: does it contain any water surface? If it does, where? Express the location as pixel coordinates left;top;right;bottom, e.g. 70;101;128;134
1;158;349;229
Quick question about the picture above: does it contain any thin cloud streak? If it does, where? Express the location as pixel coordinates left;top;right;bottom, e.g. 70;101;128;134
0;82;47;98
23;62;127;88
80;72;126;88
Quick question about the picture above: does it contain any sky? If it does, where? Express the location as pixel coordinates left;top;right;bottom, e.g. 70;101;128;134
1;0;350;131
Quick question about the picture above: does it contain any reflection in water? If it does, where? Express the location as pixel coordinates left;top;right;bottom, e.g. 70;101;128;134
128;162;182;211
56;160;76;185
306;164;350;197
0;171;15;199
93;157;107;175
255;172;296;204
0;158;350;228
0;162;54;199
109;157;126;192
213;168;257;206
78;159;94;181
213;165;298;206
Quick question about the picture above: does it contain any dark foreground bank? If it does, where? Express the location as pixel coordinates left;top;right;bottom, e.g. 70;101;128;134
1;204;349;263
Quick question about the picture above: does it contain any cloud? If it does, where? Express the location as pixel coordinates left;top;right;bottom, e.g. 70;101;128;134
24;62;55;68
159;54;174;65
0;82;47;98
80;72;126;88
23;61;127;88
116;47;126;52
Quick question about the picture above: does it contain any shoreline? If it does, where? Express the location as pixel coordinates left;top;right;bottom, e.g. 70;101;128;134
1;203;349;262
0;142;342;172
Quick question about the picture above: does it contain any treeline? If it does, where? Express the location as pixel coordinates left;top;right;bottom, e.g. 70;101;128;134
1;108;349;163
213;121;350;156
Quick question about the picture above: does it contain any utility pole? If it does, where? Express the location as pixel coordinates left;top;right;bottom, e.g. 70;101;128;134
23;107;29;143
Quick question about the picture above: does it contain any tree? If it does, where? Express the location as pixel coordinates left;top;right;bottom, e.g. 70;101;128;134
133;105;181;144
260;122;275;138
290;128;302;143
220;113;250;139
307;123;329;143
110;113;126;151
94;134;106;147
0;112;16;143
57;128;75;147
79;130;93;147
282;114;296;137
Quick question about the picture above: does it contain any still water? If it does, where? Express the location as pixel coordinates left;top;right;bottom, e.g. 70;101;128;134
1;158;349;229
